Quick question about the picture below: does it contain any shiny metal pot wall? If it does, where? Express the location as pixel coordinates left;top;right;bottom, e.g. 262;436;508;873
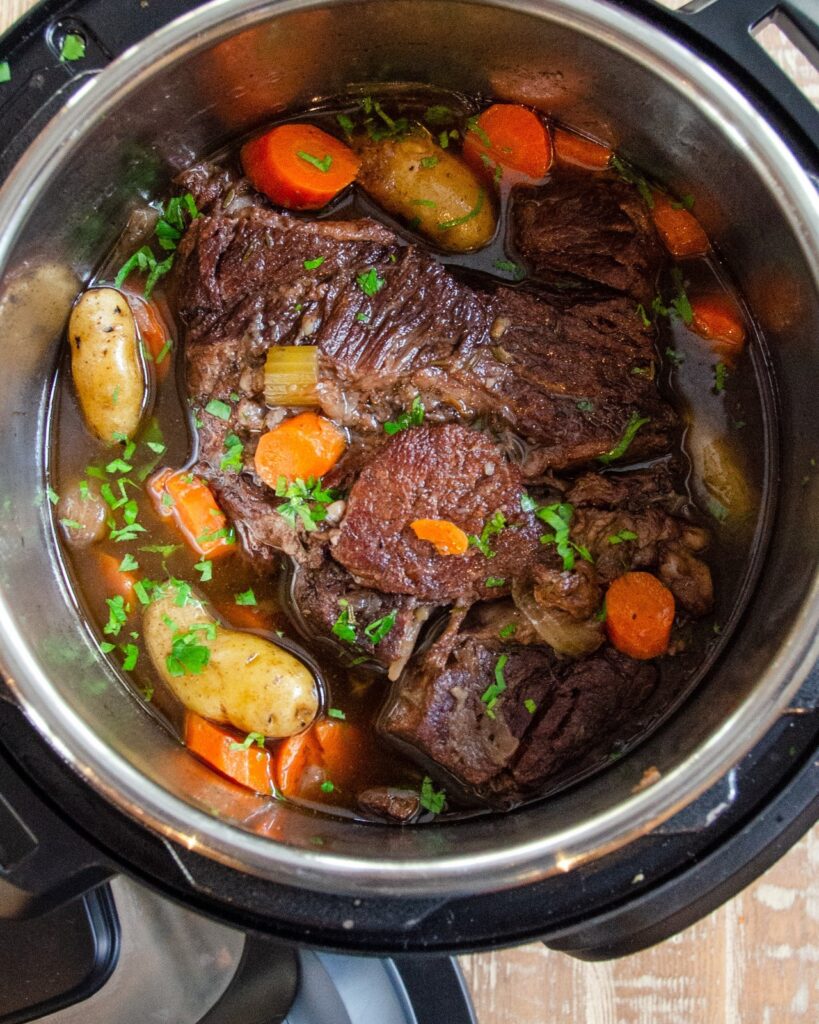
0;0;817;898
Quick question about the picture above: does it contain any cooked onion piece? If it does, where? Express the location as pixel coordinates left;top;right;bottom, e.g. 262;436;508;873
512;577;604;657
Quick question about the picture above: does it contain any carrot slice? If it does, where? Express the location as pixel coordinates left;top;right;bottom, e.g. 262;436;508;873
553;128;612;170
126;292;173;381
410;518;469;556
241;123;360;210
690;295;746;357
254;412;345;489
462;104;551;181
276;718;362;800
97;551;139;602
214;599;276;633
184;712;273;795
651;192;710;258
148;468;235;559
605;572;675;661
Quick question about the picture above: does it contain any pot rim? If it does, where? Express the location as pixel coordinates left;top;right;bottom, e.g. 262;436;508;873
1;0;818;897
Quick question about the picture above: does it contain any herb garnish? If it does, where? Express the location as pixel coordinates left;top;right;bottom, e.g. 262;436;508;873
466;114;491;148
166;623;216;677
481;653;508;719
235;588;257;606
47;486;60;505
611;155;654;208
537;503;592;571
598;412;650;465
220;432;244;473
468;510;506;559
297;150;332;173
608;530;638;545
671;194;695;210
438;188;485;231
103;595;128;636
363;611;397;645
304;256;325;270
121;643;139;671
419;776;446;814
485;576;506;588
327;707;346;720
0;62;10;84
275;476;337;531
356;267;386;297
320;780;335;793
713;362;728;394
194;559;213;583
576;399;594;413
520;493;538;513
115;193;200;298
336;113;355;137
493;259;525;279
524;698;537;714
332;599;356;644
384;395;425;435
424;105;455;125
205;399;231;421
60;33;86;62
636;303;651;328
499;623;517;639
229;732;265;751
355;311;370;324
420;156;439;169
119;553;139;572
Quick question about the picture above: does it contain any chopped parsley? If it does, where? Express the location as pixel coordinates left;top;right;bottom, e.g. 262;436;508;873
297;150;332;172
275;476;337;531
524;698;537;715
304;256;325;270
356;267;386;297
608;529;638;545
118;553;139;572
166;623;215;677
665;347;684;367
438;130;450;149
611;155;654;208
205;398;231;421
420;156;439;169
332;599;357;644
466;114;491;148
520;493;538;513
485;576;506;588
713;362;728;394
194;559;213;583
468;510;506;559
220;432;244;473
576;399;595;413
0;62;10;84
597;412;650;465
103;595;128;636
336;113;355;136
235;588;257;606
115;193;199;298
493;259;525;280
320;780;335;793
327;707;346;720
671;193;695;210
121;643;139;672
438;188;485;231
669;268;693;324
59;33;86;62
384;395;425;435
419;776;446;814
363;611;396;645
140;543;180;558
424;105;455;125
410;198;436;207
636;303;651;328
105;457;132;474
481;653;508;719
146;440;166;455
47;486;60;506
355;311;370;324
499;623;517;639
537;503;592;571
229;732;265;751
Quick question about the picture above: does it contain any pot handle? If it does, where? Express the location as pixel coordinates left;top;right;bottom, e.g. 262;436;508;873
613;0;819;170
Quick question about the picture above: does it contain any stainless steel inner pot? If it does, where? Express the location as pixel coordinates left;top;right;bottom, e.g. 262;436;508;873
0;0;817;898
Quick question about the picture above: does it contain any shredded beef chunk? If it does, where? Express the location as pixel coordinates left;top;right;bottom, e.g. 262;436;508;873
357;787;420;823
512;174;664;304
381;616;656;805
333;424;541;603
172;165;677;478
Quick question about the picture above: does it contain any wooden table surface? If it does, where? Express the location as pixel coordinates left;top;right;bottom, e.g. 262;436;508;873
1;1;816;1020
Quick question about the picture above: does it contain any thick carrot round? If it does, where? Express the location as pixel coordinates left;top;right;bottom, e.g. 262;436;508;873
690;295;746;357
276;718;362;800
241;123;360;210
410;518;469;556
184;712;273;794
553;128;612;170
462;104;551;181
148;468;235;559
97;551;139;603
254;411;345;488
125;290;172;381
651;192;710;258
606;571;675;660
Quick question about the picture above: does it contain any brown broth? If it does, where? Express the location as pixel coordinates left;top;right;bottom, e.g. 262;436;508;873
49;89;773;823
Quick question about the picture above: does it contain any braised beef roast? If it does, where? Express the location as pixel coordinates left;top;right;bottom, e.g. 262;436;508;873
169;162;714;812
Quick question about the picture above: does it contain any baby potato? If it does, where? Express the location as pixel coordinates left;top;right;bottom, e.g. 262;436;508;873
68;287;147;443
143;588;319;738
354;130;497;252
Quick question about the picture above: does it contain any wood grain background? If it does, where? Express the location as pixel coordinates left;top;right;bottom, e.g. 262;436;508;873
1;1;816;1019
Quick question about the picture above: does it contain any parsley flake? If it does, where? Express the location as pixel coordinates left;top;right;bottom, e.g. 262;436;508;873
608;530;638;545
597;412;650;465
194;559;213;583
220;432;244;473
420;156;439;169
0;62;10;84
419;776;446;814
297;150;333;172
327;708;346;720
119;553;139;572
481;654;508;719
356;267;386;297
485;576;506;588
205;399;231;421
468;510;506;559
438;188;485;231
235;588;257;607
121;643;139;671
60;33;86;62
229;731;266;751
166;624;215;677
384;395;425;435
275;476;337;532
524;698;537;714
320;780;335;793
713;362;728;394
103;595;129;636
537;503;592;571
304;256;325;270
47;486;60;506
499;623;517;639
332;599;357;644
363;611;396;645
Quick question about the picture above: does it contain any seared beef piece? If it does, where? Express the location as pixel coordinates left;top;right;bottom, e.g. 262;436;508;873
566;462;687;514
291;551;432;674
333;424;541;603
381;615;656;805
172;167;677;478
512;174;664;304
357;787;420;823
532;561;601;621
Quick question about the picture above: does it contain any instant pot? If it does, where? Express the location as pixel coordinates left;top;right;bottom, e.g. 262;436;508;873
0;1;817;1020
